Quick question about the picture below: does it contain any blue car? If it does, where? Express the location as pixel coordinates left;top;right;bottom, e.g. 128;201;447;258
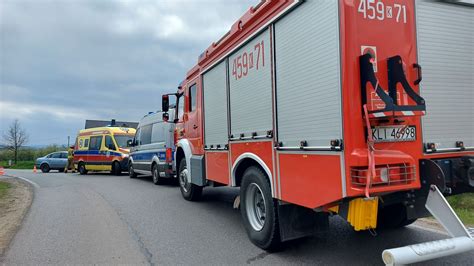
35;151;68;173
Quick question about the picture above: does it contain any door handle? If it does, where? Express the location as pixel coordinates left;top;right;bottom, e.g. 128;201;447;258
413;63;422;85
193;125;198;129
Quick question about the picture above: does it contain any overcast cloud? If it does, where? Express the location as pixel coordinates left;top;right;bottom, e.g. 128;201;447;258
0;0;258;146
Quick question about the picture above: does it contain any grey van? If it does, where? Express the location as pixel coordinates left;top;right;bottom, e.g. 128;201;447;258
129;109;176;185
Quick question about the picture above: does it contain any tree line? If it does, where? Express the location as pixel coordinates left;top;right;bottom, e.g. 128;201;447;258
0;145;67;163
1;119;66;163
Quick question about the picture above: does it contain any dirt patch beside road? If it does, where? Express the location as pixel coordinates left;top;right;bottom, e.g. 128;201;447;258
413;218;446;233
0;178;33;256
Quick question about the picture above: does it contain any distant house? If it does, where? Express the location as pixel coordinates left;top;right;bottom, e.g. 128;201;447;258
84;119;138;129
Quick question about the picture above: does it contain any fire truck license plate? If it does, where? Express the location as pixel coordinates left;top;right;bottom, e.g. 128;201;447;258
371;126;416;143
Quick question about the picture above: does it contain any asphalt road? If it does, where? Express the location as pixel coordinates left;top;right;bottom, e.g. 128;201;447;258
1;169;473;265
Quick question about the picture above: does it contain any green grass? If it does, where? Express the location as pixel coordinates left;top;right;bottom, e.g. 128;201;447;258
0;161;35;170
447;193;474;226
0;181;12;199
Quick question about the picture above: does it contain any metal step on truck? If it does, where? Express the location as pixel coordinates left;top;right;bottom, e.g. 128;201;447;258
160;0;473;264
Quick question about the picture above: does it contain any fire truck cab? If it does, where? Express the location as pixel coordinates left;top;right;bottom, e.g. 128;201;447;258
162;0;473;263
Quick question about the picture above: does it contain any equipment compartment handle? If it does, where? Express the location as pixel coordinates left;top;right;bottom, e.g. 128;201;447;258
413;63;422;85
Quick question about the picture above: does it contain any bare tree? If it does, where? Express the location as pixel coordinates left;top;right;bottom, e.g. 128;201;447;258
2;119;28;164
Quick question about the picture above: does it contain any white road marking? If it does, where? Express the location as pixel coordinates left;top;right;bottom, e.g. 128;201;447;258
3;173;41;188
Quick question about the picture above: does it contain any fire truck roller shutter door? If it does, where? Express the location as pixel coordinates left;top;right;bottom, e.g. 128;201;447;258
203;60;228;148
229;29;272;139
417;0;474;151
274;0;342;149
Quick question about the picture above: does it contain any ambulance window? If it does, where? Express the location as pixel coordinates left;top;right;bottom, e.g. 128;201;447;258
84;139;89;148
189;84;197;112
140;124;152;145
89;136;102;150
105;135;116;150
115;135;133;148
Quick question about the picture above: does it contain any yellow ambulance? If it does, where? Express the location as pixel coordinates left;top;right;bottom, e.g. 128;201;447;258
74;127;136;175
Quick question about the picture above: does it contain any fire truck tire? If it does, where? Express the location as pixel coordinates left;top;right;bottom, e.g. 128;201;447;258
129;163;137;178
178;159;202;201
111;161;121;176
377;203;417;229
240;166;281;251
152;163;165;185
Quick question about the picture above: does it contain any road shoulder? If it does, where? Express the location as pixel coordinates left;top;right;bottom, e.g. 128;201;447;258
0;177;33;257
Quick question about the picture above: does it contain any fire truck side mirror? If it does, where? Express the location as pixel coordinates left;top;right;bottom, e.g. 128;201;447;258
162;95;169;112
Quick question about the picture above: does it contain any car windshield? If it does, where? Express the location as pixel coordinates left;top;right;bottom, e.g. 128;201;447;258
114;135;134;148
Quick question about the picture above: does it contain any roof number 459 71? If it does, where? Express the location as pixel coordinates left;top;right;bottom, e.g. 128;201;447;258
358;0;407;24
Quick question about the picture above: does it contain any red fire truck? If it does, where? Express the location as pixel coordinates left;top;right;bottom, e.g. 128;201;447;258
161;0;473;264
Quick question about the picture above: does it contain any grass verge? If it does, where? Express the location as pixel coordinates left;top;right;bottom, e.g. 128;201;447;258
0;161;35;170
0;178;33;256
0;181;12;199
447;193;474;226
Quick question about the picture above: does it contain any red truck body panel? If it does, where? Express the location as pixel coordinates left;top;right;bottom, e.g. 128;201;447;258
170;0;473;209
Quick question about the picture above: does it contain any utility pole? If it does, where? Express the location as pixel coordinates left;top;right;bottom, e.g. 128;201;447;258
67;136;70;147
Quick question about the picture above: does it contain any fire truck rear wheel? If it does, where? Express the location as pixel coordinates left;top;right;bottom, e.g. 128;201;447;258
178;159;202;201
240;166;281;251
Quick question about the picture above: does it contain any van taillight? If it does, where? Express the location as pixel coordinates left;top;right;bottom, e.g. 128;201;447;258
166;148;172;163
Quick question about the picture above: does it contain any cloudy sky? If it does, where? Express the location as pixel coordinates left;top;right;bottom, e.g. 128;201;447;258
0;0;258;146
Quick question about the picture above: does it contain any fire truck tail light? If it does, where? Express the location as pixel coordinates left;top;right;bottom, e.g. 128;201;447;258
351;164;416;187
380;168;389;183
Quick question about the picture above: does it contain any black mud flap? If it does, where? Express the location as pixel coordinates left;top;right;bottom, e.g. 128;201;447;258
419;159;447;195
278;203;328;242
420;158;474;195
